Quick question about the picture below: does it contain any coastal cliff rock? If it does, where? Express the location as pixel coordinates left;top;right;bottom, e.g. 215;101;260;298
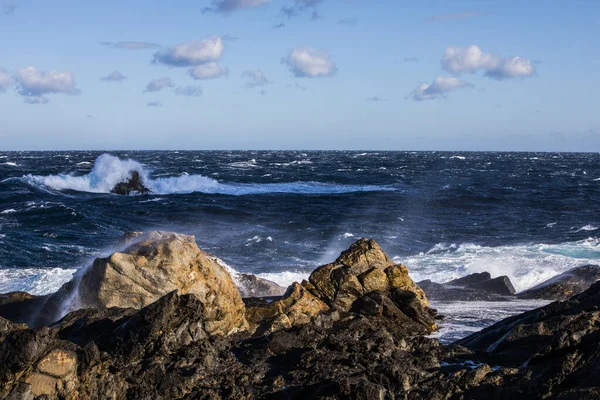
110;171;150;195
236;274;286;298
418;271;516;301
517;264;600;301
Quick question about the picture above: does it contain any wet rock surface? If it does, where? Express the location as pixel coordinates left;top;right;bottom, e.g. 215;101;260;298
110;171;150;195
418;271;516;301
517;264;600;301
1;236;600;399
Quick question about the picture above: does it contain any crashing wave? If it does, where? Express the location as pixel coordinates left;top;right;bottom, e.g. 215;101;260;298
23;153;395;196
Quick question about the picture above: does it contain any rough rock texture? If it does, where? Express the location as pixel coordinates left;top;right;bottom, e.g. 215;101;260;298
110;171;150;195
418;271;516;301
236;274;286;298
517;264;600;301
308;238;429;309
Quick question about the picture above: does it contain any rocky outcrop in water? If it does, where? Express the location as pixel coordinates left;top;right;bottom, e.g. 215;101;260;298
517;264;600;301
110;171;150;195
418;271;516;301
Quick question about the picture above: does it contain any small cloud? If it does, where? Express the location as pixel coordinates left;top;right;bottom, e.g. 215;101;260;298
404;57;419;63
2;3;16;15
144;77;174;92
242;69;270;87
221;35;239;42
442;45;536;80
99;41;160;50
412;76;473;101
147;101;163;107
425;11;491;22
203;0;271;14
366;96;387;102
15;66;81;104
274;23;285;28
152;37;224;67
281;46;337;78
188;62;229;80
338;17;358;26
0;69;13;92
311;11;323;20
260;90;266;95
281;0;325;18
174;85;203;97
100;71;127;82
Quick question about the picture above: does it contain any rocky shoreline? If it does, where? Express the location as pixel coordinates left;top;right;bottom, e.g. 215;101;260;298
0;232;599;399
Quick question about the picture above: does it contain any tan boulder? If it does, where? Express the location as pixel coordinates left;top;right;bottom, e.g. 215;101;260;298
37;349;77;378
308;238;429;311
24;372;57;398
76;231;248;336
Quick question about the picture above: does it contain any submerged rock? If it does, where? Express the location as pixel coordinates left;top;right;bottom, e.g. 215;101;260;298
517;264;600;301
110;170;150;195
418;271;516;301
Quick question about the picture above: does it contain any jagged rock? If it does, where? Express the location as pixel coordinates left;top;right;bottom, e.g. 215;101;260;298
307;238;429;309
517;264;600;300
110;171;150;195
418;271;516;301
236;273;286;298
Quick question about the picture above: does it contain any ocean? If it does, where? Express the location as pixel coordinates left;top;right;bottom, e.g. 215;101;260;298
1;151;599;341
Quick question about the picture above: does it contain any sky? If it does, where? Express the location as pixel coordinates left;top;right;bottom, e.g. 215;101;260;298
0;0;599;151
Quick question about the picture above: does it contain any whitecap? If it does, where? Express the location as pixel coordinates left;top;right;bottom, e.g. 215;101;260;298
0;209;17;214
0;268;76;296
342;232;355;238
450;156;466;160
2;162;18;167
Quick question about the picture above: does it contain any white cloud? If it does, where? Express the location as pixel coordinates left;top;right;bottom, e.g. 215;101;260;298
442;45;536;80
412;76;473;101
153;37;224;67
282;47;336;78
0;69;12;92
425;11;490;22
189;62;229;80
144;77;174;92
100;71;127;82
100;41;160;50
243;70;270;87
15;67;80;102
204;0;271;14
174;85;203;97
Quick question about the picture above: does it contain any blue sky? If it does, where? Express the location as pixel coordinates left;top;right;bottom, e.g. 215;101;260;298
0;0;599;151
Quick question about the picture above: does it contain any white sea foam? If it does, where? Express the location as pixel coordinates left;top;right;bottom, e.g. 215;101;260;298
574;225;598;232
24;153;394;196
0;209;17;214
450;156;466;160
0;268;76;295
400;238;600;292
2;162;18;167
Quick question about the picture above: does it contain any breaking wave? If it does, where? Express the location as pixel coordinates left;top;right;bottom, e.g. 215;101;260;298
22;154;394;196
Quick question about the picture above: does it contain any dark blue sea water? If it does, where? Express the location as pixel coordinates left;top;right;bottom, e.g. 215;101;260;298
1;151;599;340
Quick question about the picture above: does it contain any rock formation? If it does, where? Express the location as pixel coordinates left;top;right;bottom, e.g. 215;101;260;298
517;264;600;301
418;271;516;301
110;171;150;195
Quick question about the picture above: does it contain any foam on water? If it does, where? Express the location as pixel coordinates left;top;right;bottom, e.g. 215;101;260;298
401;238;600;292
0;268;76;296
24;153;394;196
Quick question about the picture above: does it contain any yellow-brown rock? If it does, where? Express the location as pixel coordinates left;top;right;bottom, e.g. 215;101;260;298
77;231;248;336
385;264;429;307
37;349;77;378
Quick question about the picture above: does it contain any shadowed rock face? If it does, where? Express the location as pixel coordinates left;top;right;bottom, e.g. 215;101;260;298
418;272;516;301
517;265;600;301
110;171;150;195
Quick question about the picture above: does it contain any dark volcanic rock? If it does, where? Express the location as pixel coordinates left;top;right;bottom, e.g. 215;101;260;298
110;171;150;195
517;264;600;301
418;271;516;301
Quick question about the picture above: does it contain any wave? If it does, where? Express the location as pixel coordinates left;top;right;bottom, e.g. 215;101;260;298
22;153;394;196
0;267;76;296
400;238;600;292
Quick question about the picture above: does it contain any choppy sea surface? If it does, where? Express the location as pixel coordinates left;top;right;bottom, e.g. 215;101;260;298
1;151;599;342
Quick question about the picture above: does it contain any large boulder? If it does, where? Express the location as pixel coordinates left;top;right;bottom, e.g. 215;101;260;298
245;238;437;335
307;238;429;309
517;264;600;301
418;271;516;301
